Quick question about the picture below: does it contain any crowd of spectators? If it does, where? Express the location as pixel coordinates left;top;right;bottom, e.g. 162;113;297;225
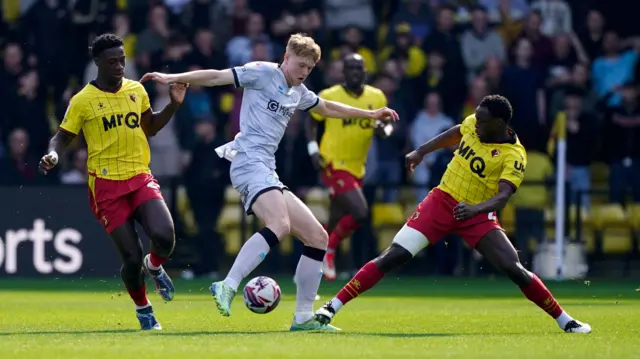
2;0;640;275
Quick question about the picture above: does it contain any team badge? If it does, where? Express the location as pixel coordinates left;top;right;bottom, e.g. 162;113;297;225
98;101;104;109
129;94;136;103
491;149;500;157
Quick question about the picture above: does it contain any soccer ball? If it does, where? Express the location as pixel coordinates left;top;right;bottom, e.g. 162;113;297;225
242;276;281;314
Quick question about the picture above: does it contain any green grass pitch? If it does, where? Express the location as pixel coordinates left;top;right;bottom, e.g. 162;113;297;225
0;277;638;359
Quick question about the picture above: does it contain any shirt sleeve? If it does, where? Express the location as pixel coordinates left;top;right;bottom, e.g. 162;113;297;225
310;90;328;121
59;96;86;135
500;150;527;192
297;84;320;112
231;61;273;90
459;115;476;136
140;83;151;114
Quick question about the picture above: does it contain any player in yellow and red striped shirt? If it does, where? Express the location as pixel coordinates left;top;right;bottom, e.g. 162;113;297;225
39;34;187;330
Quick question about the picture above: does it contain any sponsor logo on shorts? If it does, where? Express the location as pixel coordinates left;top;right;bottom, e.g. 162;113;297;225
101;216;109;228
147;181;160;189
410;211;420;221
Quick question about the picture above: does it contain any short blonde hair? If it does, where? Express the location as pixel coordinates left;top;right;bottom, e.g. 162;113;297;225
286;33;321;63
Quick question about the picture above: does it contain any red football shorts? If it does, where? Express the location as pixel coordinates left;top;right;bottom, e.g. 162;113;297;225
88;173;164;234
406;188;503;248
320;163;363;197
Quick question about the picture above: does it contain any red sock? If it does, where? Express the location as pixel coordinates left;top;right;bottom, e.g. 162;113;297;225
336;261;384;305
126;284;149;307
328;214;360;251
520;274;563;318
149;251;168;268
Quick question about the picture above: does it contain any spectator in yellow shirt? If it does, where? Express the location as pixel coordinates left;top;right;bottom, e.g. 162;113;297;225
377;23;427;79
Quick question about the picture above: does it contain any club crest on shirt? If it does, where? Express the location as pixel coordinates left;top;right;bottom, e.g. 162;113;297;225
129;94;136;103
492;149;500;157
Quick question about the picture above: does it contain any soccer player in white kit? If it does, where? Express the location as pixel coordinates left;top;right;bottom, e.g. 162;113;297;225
141;33;398;331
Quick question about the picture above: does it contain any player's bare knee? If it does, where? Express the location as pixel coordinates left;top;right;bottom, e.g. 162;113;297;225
374;244;412;273
305;225;328;250
147;223;175;256
264;214;291;239
503;261;531;286
351;206;369;226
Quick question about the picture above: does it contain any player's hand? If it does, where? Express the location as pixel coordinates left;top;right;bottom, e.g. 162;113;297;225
453;202;478;221
169;82;189;105
39;152;58;175
140;72;172;84
370;107;399;122
405;150;424;173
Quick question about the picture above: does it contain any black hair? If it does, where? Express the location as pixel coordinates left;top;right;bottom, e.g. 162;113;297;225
90;33;124;58
479;95;513;123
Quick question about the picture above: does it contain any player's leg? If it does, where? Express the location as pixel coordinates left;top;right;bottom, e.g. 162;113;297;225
316;189;452;325
322;198;347;280
315;225;430;325
109;220;161;330
282;190;339;330
134;198;176;302
324;176;368;280
475;230;591;334
211;189;289;316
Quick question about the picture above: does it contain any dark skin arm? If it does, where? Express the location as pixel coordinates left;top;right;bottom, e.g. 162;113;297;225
453;182;515;220
39;130;76;174
405;124;462;172
141;102;181;136
141;83;187;136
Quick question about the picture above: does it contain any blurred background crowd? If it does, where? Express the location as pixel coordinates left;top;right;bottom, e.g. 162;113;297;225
2;0;640;279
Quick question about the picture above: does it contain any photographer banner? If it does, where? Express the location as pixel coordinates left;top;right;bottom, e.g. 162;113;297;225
0;186;120;277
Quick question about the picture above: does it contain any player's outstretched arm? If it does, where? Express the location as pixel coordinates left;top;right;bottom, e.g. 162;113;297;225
140;69;235;87
453;182;515;221
39;130;76;174
405;125;462;172
311;99;400;122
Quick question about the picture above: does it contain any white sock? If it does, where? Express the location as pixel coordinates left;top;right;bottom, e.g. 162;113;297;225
223;232;272;291
555;310;573;328
145;255;161;271
293;253;324;324
329;297;343;313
